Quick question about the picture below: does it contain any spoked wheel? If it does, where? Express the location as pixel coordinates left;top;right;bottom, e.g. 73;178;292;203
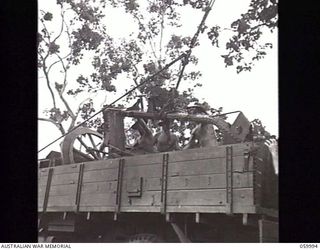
128;234;163;243
61;127;107;164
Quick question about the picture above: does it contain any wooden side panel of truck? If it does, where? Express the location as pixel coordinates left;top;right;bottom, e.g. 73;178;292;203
38;142;277;216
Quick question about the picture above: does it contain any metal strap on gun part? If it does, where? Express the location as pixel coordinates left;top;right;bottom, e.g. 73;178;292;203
115;158;125;214
75;163;85;212
160;153;169;214
43;168;54;213
226;146;233;214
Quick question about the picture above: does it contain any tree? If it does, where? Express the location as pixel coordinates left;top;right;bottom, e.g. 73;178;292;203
38;0;278;149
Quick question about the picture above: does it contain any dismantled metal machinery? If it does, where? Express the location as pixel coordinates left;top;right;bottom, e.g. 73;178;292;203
59;109;252;164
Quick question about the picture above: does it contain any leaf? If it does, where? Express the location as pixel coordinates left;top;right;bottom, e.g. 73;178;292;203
43;12;53;21
221;55;233;66
48;42;60;54
237;19;250;34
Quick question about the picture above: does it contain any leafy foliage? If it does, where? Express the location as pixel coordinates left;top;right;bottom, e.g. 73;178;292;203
207;0;278;73
38;0;277;145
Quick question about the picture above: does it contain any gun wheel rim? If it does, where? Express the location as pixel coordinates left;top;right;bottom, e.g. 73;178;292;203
61;127;106;164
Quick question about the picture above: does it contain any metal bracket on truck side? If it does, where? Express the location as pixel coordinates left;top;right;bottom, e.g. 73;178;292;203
75;163;85;212
114;158;124;220
226;146;233;215
127;177;143;197
160;153;169;214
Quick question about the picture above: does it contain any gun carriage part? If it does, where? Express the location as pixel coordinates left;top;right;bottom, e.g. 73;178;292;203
104;108;250;145
61;127;107;165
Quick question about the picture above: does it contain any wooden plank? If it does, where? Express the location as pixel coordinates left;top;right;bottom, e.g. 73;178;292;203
121;204;257;214
82;168;119;182
168;156;248;175
123;153;163;166
39;184;250;208
122;155;249;182
38;164;79;177
42;168;54;213
42;184;78;196
168;173;252;190
167;190;226;206
121;187;254;207
39;174;77;186
38;168;50;177
38;174;48;209
50;173;79;186
73;204;258;214
40;179;254;210
80;159;119;171
167;144;250;163
46;206;75;212
78;206;116;212
233;172;253;187
233;188;254;205
123;164;162;178
39;155;250;192
39;168;118;186
120;190;226;207
79;193;116;206
81;181;117;194
145;172;253;191
38;144;252;176
47;195;76;208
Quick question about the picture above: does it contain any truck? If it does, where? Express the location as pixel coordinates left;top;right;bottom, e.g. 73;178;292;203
38;108;278;242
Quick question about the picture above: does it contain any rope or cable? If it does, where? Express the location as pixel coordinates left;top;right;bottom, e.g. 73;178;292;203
175;0;216;90
39;1;217;154
38;52;187;153
158;0;216;115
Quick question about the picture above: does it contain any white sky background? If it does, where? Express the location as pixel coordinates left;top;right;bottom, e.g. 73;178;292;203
38;0;278;159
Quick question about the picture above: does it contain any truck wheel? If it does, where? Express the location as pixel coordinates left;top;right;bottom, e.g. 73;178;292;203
128;234;163;243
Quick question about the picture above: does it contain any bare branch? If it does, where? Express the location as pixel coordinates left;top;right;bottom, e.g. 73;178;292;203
53;52;70;94
51;8;66;45
75;97;92;117
159;9;165;64
47;52;72;74
67;97;92;132
39;19;52;61
39;53;57;108
148;34;159;61
58;90;76;118
52;54;76;121
132;13;159;61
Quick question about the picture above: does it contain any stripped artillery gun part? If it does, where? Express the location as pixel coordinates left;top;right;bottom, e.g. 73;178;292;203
61;127;108;164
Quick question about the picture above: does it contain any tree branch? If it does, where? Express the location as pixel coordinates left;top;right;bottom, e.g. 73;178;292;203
51;7;65;45
159;6;166;64
67;97;93;132
132;13;159;61
39;53;57;108
54;52;70;94
47;52;72;74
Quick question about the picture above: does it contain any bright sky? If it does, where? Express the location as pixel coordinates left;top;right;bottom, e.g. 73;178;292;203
38;0;278;159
